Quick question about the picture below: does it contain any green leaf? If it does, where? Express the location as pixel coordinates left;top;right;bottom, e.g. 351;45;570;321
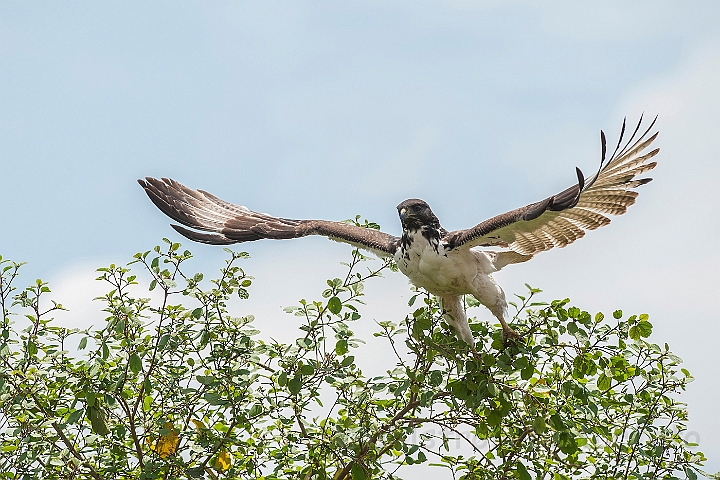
351;462;367;480
328;296;342;315
158;334;170;350
429;370;443;387
67;409;84;424
288;376;302;395
514;356;529;370
613;309;622;319
87;406;110;436
597;373;611;391
557;431;578;455
204;393;227;406
129;353;142;374
415;314;432;331
487;383;499;397
533;416;546;434
187;467;205;478
548;414;566;431
114;319;125;334
196;375;215;385
487;409;503;427
335;339;348;355
637;320;653;338
248;403;262;417
629;326;640;340
517;461;532;480
340;356;355;367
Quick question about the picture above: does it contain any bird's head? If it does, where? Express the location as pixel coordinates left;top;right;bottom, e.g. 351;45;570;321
397;199;440;230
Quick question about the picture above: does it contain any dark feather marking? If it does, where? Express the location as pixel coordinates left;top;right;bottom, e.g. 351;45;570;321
575;167;584;194
608;117;627;162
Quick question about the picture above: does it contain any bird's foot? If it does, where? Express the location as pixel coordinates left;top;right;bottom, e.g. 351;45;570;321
502;326;522;346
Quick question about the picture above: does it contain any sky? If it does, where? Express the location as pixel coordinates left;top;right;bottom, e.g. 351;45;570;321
2;1;720;476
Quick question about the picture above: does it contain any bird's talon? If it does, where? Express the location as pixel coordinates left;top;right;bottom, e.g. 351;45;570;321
502;327;522;346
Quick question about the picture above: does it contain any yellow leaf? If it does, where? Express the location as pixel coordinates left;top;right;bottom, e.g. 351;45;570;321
214;450;231;471
150;422;179;459
191;419;207;431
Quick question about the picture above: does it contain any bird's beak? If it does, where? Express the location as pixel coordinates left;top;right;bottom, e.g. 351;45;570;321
399;208;407;221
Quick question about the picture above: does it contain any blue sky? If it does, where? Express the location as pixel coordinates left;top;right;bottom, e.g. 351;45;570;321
2;2;720;476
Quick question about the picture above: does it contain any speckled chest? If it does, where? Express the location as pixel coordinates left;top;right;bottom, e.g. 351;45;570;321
394;228;473;295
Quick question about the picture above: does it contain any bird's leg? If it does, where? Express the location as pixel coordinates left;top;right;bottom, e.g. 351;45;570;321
439;295;476;349
482;298;521;345
469;277;522;345
489;305;521;345
499;317;522;344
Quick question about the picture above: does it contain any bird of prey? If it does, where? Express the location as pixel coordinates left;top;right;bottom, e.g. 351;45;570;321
139;117;658;347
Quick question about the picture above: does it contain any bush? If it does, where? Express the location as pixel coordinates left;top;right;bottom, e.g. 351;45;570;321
0;241;711;479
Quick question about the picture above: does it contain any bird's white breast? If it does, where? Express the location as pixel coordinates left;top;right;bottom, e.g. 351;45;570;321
395;229;480;295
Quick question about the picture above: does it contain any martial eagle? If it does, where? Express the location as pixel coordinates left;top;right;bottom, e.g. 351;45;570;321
139;117;658;346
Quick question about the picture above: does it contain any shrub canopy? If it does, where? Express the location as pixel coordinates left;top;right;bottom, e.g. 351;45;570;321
0;240;711;479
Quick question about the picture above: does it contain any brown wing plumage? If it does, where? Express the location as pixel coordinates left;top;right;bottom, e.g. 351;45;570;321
444;116;659;256
138;177;400;257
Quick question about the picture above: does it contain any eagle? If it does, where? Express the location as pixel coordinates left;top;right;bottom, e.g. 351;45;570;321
139;117;658;347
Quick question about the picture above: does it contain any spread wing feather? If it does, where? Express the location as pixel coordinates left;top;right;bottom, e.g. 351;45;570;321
444;116;659;256
139;177;399;257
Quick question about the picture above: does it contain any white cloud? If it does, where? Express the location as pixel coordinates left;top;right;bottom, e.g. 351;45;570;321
44;260;169;350
45;262;112;332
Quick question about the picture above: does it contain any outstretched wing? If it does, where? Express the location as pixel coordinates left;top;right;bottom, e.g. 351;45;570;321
138;177;400;258
444;116;659;256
